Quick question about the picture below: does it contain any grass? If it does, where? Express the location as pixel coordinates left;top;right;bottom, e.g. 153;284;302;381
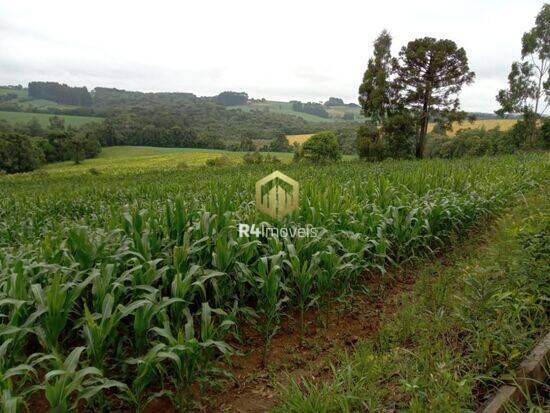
33;146;293;177
0;110;101;127
17;146;352;178
274;183;549;412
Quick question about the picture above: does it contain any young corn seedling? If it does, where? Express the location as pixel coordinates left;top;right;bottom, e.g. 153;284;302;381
125;343;167;412
122;208;163;262
129;289;184;355
39;346;128;413
66;226;113;270
153;304;234;412
250;254;287;368
81;293;149;369
317;246;356;326
0;339;37;413
283;244;319;344
31;272;96;352
173;228;209;275
165;197;191;245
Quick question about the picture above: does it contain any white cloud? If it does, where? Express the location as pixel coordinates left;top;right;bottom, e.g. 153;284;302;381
0;0;545;112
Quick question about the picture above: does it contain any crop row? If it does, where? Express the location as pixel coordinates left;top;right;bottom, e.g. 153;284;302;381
0;154;547;411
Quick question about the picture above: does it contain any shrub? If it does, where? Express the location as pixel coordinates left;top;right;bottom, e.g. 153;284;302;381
302;131;341;163
264;154;281;164
0;132;43;173
243;151;264;164
205;155;233;167
426;127;520;159
356;124;386;161
268;134;290;152
540;117;550;147
381;113;416;159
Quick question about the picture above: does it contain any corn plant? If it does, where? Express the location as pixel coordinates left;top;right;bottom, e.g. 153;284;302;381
248;254;287;367
38;346;127;413
0;153;546;410
81;294;148;369
0;339;37;413
317;246;357;326
283;244;320;343
125;343;167;412
31;272;95;351
152;303;234;412
129;290;184;355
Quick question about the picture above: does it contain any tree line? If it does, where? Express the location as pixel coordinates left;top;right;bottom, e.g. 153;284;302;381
0;116;100;174
291;101;330;118
28;82;93;107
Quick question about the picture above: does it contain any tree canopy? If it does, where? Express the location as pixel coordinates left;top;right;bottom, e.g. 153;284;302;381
496;3;549;128
358;30;395;123
393;37;475;157
28;81;93;107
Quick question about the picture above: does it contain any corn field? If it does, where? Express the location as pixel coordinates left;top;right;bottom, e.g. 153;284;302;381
0;154;548;412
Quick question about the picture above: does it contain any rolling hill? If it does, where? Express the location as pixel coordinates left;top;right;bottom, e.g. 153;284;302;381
0;110;101;127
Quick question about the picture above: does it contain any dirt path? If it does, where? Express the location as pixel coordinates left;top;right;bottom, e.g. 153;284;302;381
200;271;416;413
196;229;489;413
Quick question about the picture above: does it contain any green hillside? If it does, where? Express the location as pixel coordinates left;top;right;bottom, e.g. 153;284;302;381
0;110;101;127
0;87;80;110
229;100;361;122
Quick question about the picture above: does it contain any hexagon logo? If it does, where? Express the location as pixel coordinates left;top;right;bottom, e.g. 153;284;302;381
255;170;299;219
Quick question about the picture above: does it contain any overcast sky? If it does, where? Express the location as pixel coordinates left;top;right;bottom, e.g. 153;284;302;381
0;0;545;112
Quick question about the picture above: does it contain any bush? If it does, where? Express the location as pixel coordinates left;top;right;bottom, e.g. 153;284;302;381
243;151;264;164
302;131;342;163
381;114;415;159
539;117;550;147
268;134;290;152
356;114;415;161
205;155;233;167
264;154;281;164
426;127;519;159
0;132;43;173
243;152;281;165
356;124;386;161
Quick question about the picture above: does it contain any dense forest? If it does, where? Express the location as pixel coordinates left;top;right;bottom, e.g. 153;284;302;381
28;81;93;107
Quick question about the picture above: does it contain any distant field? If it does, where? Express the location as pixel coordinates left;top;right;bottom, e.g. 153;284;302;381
430;118;517;135
287;134;315;145
2;146;354;178
229;101;361;123
287;119;519;145
325;105;361;119
35;146;294;177
0;110;101;127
